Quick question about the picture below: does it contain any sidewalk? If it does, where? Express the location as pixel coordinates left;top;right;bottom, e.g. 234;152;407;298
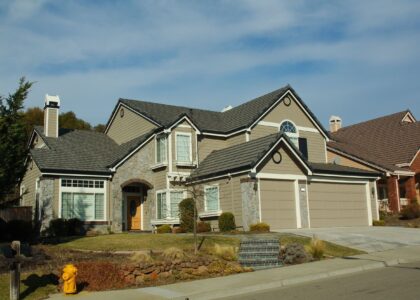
49;245;420;300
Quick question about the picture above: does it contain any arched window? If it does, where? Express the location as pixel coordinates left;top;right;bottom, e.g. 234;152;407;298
280;120;299;147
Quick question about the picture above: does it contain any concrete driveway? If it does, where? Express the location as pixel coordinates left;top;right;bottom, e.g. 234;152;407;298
277;227;420;253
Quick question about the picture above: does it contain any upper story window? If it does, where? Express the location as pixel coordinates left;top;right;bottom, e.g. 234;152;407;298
176;133;192;163
280;120;299;147
156;135;167;164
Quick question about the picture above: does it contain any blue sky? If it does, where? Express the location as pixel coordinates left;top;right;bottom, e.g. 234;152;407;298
1;0;420;127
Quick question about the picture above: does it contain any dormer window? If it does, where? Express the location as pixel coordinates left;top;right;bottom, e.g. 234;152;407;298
156;135;167;164
280;120;299;147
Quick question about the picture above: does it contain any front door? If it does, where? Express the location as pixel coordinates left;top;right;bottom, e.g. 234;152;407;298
127;196;142;230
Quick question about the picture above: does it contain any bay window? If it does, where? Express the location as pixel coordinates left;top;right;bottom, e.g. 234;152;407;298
176;133;192;163
156;190;186;219
204;186;219;212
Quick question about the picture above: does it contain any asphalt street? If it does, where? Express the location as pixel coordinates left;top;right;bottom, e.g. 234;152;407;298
223;261;420;300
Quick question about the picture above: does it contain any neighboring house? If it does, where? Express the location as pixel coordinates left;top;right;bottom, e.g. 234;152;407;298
327;111;420;212
20;86;379;232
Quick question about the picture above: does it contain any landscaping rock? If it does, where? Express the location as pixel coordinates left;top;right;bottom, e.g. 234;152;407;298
135;275;145;285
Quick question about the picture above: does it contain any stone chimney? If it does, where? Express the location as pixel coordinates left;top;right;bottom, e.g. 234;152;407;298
44;94;60;138
329;115;342;133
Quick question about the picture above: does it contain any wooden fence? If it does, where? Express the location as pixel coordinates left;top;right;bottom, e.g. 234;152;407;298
0;206;32;222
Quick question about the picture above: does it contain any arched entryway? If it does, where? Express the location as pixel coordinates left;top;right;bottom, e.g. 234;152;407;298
121;179;153;231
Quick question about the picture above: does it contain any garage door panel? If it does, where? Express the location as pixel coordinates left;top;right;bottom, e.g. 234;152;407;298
260;180;297;229
309;182;368;227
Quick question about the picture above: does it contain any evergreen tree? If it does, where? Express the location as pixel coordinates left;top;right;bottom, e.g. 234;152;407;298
0;78;33;202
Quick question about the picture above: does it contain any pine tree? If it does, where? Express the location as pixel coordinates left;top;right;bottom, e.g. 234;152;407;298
0;77;33;203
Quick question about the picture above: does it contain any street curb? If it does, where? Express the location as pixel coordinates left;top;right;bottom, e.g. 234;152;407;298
176;259;399;300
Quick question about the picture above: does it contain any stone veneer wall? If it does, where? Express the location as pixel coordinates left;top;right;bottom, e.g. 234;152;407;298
111;140;157;232
240;178;260;231
39;178;54;232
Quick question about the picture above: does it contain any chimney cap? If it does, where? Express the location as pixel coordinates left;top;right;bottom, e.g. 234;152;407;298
45;94;60;107
329;115;342;123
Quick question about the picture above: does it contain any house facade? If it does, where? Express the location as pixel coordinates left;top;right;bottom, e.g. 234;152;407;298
21;86;379;232
327;111;419;212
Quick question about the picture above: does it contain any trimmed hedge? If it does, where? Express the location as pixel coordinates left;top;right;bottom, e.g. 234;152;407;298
179;198;196;232
48;218;84;237
249;222;270;232
197;221;211;233
218;212;236;232
157;224;172;234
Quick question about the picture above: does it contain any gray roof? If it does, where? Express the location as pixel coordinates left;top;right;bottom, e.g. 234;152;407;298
31;126;155;174
191;133;379;180
117;85;330;136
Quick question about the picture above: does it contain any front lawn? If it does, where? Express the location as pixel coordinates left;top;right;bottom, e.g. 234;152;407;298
0;272;58;300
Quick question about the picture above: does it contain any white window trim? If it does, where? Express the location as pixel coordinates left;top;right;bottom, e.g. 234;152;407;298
59;178;107;221
155;134;168;165
204;185;220;213
175;132;193;164
279;119;299;141
155;189;187;220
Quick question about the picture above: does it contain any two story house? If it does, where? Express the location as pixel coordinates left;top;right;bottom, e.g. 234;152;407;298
21;86;379;232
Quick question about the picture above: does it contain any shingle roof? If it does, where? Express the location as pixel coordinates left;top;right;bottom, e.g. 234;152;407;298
328;111;420;172
31;126;155;174
118;85;330;136
191;133;377;180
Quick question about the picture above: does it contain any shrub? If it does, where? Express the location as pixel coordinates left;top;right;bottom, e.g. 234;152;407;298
373;220;385;226
197;221;211;233
179;198;196;232
75;261;127;291
249;222;270;233
48;218;69;237
0;218;7;241
218;212;236;232
162;247;185;260
157;224;172;234
214;244;237;261
307;237;325;260
129;252;153;264
6;220;33;242
67;218;84;236
172;226;185;234
281;243;311;265
400;201;420;220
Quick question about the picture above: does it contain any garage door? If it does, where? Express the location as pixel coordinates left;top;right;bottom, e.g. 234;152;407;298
308;182;368;227
260;179;297;229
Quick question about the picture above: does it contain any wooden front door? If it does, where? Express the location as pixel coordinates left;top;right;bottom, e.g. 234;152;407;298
127;196;142;230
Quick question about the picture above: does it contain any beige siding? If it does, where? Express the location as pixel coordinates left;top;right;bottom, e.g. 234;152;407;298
259;145;306;175
260;179;297;229
300;131;326;163
44;108;58;137
226;133;246;147
327;151;376;171
107;106;157;145
21;160;41;207
262;96;318;129
250;124;277;140
308;182;369;227
198;136;226;162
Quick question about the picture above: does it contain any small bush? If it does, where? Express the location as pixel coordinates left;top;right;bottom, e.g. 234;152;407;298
49;218;69;237
249;222;270;232
67;218;84;236
197;221;211;233
218;212;236;232
7;220;33;241
157;224;172;234
179;198;196;232
0;218;7;241
307;237;325;260
214;243;237;261
129;252;153;264
162;247;185;260
400;201;420;220
172;226;185;234
75;261;127;291
373;220;385;226
281;243;311;265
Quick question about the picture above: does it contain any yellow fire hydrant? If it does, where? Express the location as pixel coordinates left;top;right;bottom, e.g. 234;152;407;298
62;264;77;294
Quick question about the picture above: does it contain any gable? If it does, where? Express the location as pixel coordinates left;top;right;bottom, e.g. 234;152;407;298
106;104;157;145
327;149;377;172
258;142;307;176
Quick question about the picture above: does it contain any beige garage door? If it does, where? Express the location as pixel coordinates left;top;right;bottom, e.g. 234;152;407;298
260;179;297;229
308;182;368;227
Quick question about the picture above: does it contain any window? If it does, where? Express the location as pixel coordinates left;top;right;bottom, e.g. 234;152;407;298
60;178;106;221
176;133;192;163
280;120;299;147
156;190;186;219
204;186;219;212
156;135;167;164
